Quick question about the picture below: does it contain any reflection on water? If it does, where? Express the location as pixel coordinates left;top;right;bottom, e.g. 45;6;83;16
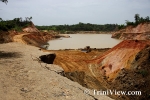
47;34;122;50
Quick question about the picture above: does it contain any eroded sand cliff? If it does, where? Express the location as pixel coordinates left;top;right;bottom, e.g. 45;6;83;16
112;22;150;40
52;40;150;100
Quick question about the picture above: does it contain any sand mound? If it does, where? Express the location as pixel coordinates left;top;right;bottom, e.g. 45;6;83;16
23;22;40;33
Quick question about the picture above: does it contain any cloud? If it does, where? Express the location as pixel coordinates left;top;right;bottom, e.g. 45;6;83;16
0;0;150;25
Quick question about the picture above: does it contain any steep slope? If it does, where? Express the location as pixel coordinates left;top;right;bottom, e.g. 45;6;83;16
22;22;40;33
112;22;150;40
22;32;53;47
110;46;150;100
21;22;54;46
87;40;150;79
87;40;150;100
51;50;110;90
51;40;150;100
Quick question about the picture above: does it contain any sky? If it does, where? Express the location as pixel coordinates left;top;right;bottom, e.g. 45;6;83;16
0;0;150;25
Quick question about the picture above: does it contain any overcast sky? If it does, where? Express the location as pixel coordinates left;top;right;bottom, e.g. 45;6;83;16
0;0;150;25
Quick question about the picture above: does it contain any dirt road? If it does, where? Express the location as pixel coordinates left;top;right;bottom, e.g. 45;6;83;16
0;42;112;100
13;33;30;44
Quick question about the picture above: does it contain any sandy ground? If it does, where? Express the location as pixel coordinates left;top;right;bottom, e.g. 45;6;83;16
0;42;113;100
13;33;30;44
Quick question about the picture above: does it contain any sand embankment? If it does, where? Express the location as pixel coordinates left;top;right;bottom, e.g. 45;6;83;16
0;42;112;100
112;22;150;40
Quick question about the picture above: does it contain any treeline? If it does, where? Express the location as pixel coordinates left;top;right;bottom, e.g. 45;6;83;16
36;22;119;32
119;14;150;29
0;17;32;31
36;14;150;32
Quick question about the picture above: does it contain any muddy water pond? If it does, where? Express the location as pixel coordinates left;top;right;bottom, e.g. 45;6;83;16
47;34;121;50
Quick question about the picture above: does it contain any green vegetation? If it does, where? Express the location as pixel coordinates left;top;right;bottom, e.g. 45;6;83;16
0;17;32;31
36;14;150;32
36;22;119;33
120;14;150;29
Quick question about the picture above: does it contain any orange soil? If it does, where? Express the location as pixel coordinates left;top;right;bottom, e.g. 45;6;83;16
43;50;107;72
85;40;150;79
112;22;150;40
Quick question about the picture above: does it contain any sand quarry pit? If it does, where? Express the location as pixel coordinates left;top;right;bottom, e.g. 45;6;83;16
47;40;150;100
1;38;150;100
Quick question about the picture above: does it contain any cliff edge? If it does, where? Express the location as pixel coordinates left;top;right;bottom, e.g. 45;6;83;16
87;40;150;100
112;22;150;40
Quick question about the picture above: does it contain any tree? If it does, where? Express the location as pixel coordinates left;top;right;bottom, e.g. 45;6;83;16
13;18;20;22
0;18;3;22
0;0;8;4
125;20;133;26
0;17;33;31
145;16;150;22
140;17;144;23
29;16;32;21
19;17;22;22
134;14;140;24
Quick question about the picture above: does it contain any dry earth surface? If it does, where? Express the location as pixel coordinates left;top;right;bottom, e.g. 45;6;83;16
0;42;113;100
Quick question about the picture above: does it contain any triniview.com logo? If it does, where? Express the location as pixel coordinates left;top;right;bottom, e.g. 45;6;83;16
84;89;141;96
